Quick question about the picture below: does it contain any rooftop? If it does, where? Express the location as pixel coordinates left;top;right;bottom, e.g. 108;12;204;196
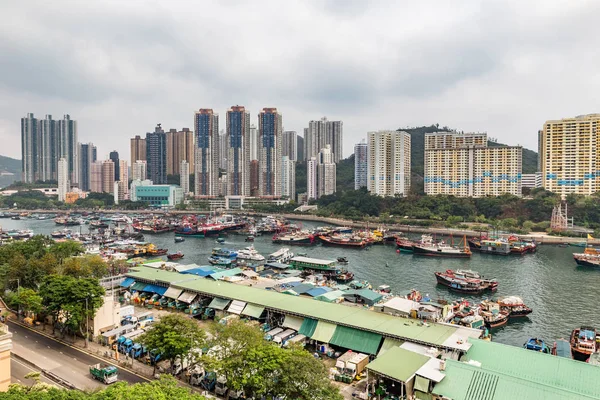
366;346;429;383
126;267;472;351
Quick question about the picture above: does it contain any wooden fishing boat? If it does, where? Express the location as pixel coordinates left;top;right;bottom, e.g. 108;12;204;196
167;252;184;260
570;326;598;362
413;235;471;258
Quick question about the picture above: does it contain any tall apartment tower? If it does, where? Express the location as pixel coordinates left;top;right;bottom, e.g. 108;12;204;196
317;145;336;197
249;160;259;196
219;129;228;170
132;160;147;181
541;114;600;196
226;106;251;196
21;113;39;183
282;131;297;161
90;161;103;193
424;132;521;197
166;128;194;175
58;115;78;186
130;135;147;163
109;151;120;181
248;124;259;161
297;135;305;161
367;131;411;197
79;142;97;191
180;160;190;195
354;140;368;190
146;124;167;184
194;109;219;197
40;114;58;181
258;108;283;197
282;156;296;200
57;158;69;201
118;160;128;188
101;160;115;193
304;117;343;162
307;157;318;200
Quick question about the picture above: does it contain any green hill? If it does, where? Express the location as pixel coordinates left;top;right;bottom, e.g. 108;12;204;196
0;155;21;189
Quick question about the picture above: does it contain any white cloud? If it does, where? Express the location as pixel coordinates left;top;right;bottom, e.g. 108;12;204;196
0;0;599;161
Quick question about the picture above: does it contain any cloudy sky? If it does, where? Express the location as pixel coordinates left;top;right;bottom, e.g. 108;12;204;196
1;0;599;162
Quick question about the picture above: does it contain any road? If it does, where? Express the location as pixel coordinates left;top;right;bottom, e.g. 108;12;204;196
11;355;64;387
7;320;148;390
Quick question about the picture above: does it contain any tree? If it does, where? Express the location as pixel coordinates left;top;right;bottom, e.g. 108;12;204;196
48;241;84;265
137;314;206;374
14;288;43;316
62;255;109;279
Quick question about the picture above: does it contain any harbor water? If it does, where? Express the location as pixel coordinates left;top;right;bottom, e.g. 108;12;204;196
3;217;600;348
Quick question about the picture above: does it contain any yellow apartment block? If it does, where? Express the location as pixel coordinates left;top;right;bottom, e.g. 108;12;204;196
424;132;522;197
0;324;12;391
541;114;600;196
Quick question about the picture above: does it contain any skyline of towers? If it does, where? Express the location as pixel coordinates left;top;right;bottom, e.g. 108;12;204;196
194;109;219;197
258;108;282;197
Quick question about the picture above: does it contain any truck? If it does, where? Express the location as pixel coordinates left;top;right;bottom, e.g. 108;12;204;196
335;351;369;379
189;364;205;386
273;329;296;345
264;327;283;341
89;363;118;384
172;354;190;376
284;333;307;347
145;349;162;365
215;375;229;397
131;343;146;359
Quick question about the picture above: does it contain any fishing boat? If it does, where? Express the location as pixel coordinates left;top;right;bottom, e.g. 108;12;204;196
552;339;572;358
337;257;348;264
569;242;588;248
333;270;355;283
406;289;423;302
167;252;184;260
174;237;185;243
413;235;471;258
377;285;391;294
216;238;226;244
236;246;265;262
54;216;81;226
396;238;415;253
208;256;233;267
434;269;498;294
479;301;509;328
523;338;550;353
145;244;168;256
272;232;315;245
267;248;294;263
496;296;533;318
474;238;511;255
573;252;600;267
211;248;238;258
570;326;598;361
245;236;255;242
318;234;369;248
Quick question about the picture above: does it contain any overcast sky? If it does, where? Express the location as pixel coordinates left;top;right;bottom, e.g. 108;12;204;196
1;0;599;162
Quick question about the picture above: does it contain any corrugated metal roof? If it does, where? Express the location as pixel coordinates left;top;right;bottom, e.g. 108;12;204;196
283;315;304;331
314;290;345;302
120;277;135;288
366;347;429;383
343;289;384;303
163;287;183;299
209;268;243;280
462;338;600;399
125;267;470;350
311;321;337;343
177;291;197;303
329;325;382;355
208;297;230;310
241;303;264;319
378;337;404;356
306;287;332;297
227;300;246;315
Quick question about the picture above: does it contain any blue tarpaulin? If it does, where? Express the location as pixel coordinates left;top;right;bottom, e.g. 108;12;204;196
142;284;168;295
181;267;216;277
306;287;332;297
120;277;135;288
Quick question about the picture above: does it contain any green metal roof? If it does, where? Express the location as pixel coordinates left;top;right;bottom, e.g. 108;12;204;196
314;290;345;302
329;325;382;355
343;289;384;303
366;347;429;383
462;338;600;399
209;267;243;280
125;267;464;350
241;303;265;319
299;318;318;337
311;321;337;343
433;359;600;400
378;337;404;356
208;297;230;310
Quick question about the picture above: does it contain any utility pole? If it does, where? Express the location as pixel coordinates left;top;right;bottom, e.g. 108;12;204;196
10;279;20;318
85;296;89;348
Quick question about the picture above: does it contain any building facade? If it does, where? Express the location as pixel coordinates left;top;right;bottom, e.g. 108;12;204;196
248;124;259;161
522;172;543;189
424;132;522;197
90;161;103;193
180;160;190;195
249;160;259;197
226;106;251;196
101;160;115;193
540;114;600;196
282;156;296;200
146;124;167;185
258;108;282;197
57;158;69;201
194;109;219;197
282;130;297;161
130;135;146;163
307;157;318;200
78;142;97;192
132;160;147;181
40;114;58;181
317;145;336;197
57;115;78;186
166;128;194;175
304;117;343;163
297;135;305;161
109;151;120;182
354;140;368;190
367;131;411;196
132;183;183;208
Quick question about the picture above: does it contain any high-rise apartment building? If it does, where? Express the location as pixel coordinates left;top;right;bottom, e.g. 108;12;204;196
58;115;78;185
226;106;251;196
297;135;305;161
282;131;297;161
166;128;194;175
258;108;282;197
540;114;600;196
21;113;39;183
307;157;318;200
101;160;115;193
146;124;167;184
367;131;411;197
304;117;343;162
248;124;259;161
180;160;190;195
424;131;521;197
130;135;147;163
57;158;69;201
40;115;58;181
79;143;97;191
219;129;228;170
354;140;368;190
194;109;219;197
90;161;103;193
282;156;296;200
307;145;336;200
132;160;147;181
109;151;120;181
249;160;259;197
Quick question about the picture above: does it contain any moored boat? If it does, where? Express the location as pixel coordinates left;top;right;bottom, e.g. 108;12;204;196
236;246;265;262
267;248;294;263
318;234;369;248
167;252;184;260
434;269;498;294
570;326;598;362
208;256;234;267
497;296;533;318
552;339;572;358
479;301;509;328
272;232;315;245
174;237;185;243
212;248;238;258
396;238;415;253
413;235;471;258
523;338;550;354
